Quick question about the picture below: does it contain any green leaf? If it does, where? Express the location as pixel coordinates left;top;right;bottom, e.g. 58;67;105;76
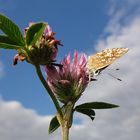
75;102;119;110
48;116;60;134
75;108;95;121
0;35;20;49
0;42;20;50
0;35;19;45
0;14;25;46
0;42;20;49
26;22;47;46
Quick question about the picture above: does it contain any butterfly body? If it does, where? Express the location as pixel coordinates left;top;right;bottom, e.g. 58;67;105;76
87;48;129;78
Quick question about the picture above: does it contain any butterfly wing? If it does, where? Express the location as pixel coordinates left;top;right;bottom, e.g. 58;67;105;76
87;48;129;76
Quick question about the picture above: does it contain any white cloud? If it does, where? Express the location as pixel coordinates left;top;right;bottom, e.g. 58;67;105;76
0;98;62;140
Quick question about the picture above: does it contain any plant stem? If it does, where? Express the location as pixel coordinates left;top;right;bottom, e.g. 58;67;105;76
62;125;69;140
34;64;63;118
62;102;74;140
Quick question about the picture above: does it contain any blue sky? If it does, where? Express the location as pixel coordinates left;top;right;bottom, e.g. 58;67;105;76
0;0;140;140
0;0;110;115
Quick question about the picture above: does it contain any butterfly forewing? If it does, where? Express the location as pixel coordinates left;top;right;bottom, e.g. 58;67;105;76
87;48;129;76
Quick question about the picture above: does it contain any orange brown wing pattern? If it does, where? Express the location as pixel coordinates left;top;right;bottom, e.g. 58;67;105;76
87;48;129;75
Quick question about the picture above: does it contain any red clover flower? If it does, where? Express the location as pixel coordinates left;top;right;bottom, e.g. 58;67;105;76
45;51;89;103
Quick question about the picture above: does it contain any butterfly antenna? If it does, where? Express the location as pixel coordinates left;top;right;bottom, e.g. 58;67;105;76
107;73;122;81
105;68;120;71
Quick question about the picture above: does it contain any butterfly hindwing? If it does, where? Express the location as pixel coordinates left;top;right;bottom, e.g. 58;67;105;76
87;48;129;77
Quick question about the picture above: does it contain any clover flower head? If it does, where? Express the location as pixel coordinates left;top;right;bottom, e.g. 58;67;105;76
45;51;89;103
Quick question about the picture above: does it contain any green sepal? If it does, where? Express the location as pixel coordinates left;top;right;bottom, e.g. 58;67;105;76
25;22;47;46
48;116;60;134
75;108;95;121
75;102;119;110
0;13;25;46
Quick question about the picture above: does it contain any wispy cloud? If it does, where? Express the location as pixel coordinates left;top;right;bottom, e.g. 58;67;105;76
104;0;140;36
